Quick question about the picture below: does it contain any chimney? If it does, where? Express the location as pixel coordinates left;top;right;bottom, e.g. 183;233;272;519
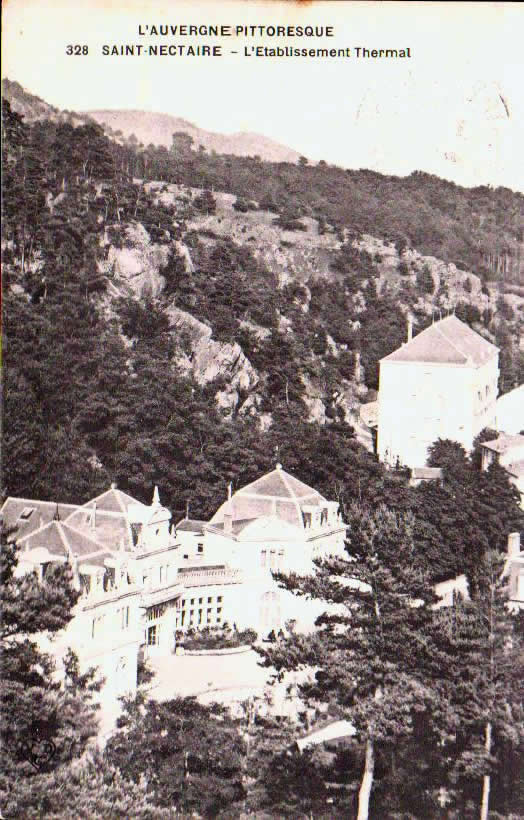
407;316;413;343
91;501;96;530
507;532;521;557
224;483;233;535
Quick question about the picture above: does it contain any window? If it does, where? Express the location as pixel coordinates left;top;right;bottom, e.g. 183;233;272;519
198;609;203;624
117;606;130;630
217;596;223;603
190;598;195;605
197;543;204;554
181;610;186;626
147;625;157;646
207;608;212;621
182;599;186;609
148;604;165;621
19;506;35;521
261;550;267;567
189;610;194;624
183;554;189;560
198;598;203;604
80;573;91;594
207;596;212;603
217;607;222;615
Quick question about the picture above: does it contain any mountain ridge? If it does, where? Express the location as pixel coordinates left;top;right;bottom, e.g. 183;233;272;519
1;77;301;163
83;108;301;162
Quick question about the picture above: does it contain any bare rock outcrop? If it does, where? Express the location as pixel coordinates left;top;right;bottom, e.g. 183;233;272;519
166;304;260;415
101;223;169;298
192;338;258;390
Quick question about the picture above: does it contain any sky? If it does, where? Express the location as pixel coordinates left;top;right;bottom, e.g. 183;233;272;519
2;0;523;191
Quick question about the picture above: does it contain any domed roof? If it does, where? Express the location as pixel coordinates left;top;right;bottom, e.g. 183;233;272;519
209;465;328;531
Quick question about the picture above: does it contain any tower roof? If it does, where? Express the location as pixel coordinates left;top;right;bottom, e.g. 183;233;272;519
381;315;498;366
209;465;328;531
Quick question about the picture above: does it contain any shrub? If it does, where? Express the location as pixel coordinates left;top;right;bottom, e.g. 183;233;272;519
274;214;306;232
193;189;216;215
179;625;258;650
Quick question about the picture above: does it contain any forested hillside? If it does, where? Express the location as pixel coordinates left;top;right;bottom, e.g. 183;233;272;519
2;85;524;820
2;95;523;584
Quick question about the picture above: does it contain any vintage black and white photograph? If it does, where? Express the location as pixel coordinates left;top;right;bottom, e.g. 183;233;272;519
1;0;523;816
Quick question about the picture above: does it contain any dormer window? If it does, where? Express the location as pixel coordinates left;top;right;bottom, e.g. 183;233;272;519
19;507;35;521
80;573;91;594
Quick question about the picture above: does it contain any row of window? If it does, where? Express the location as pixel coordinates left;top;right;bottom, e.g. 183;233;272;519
180;607;222;627
301;509;330;529
148;604;166;621
261;549;284;570
181;595;222;608
477;383;496;404
182;543;204;560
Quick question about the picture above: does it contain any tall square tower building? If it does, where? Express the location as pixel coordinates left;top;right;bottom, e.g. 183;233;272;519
377;316;499;468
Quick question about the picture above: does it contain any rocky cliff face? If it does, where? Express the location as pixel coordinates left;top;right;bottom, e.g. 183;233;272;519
100;223;169;298
87;182;522;435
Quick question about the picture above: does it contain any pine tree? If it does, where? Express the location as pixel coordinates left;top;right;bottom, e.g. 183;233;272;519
260;504;441;819
0;748;177;819
104;693;246;817
431;550;524;817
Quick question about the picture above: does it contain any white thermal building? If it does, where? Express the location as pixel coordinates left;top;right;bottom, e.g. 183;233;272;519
176;464;347;635
377;315;499;469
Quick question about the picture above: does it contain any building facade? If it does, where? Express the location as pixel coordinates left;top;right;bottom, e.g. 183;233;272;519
377;315;499;469
495;384;524;435
177;464;347;634
1;486;184;705
1;466;347;700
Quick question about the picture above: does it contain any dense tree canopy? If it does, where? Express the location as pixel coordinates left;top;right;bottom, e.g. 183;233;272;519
105;694;246;817
0;532;100;781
